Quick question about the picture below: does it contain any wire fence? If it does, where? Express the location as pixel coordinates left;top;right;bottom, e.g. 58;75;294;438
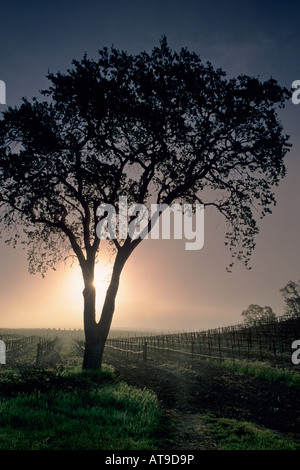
0;333;60;366
105;314;300;371
0;334;38;353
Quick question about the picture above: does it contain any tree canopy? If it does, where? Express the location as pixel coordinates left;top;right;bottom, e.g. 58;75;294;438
0;37;290;275
241;304;277;326
280;280;300;317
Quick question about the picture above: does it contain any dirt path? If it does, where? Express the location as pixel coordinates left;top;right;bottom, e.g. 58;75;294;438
103;349;300;450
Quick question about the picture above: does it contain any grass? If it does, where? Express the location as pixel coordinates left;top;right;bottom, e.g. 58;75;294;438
221;359;300;387
203;414;299;450
0;365;162;450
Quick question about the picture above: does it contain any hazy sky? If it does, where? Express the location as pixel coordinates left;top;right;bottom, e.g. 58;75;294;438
0;0;299;331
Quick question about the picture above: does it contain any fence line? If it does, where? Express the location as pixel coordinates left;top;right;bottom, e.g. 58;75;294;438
105;315;300;370
0;335;38;353
73;338;147;360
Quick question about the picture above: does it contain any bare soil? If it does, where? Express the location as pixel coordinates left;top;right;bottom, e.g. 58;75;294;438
103;348;300;450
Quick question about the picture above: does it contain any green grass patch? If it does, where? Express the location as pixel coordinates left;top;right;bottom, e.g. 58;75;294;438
203;414;299;450
221;359;300;387
0;366;162;450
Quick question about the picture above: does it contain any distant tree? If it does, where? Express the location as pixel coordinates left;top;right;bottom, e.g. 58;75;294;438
280;280;300;317
0;37;291;369
241;304;276;326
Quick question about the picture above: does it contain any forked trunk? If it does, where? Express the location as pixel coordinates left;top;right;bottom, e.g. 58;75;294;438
82;284;116;370
82;248;130;370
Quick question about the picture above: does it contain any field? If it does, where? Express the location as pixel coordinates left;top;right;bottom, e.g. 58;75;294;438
0;331;161;450
0;319;300;451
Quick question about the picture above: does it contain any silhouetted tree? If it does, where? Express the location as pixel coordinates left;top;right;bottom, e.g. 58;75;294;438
280;280;300;317
241;304;276;326
0;37;291;369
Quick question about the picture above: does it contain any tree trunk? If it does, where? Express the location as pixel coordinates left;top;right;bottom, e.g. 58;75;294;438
82;247;130;370
82;280;102;370
82;333;105;370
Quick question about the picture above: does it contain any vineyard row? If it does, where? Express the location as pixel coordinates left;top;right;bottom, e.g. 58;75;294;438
0;334;59;366
105;315;300;370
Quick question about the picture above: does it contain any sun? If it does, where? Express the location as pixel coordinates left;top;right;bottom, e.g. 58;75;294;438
93;262;112;290
65;261;113;317
66;261;112;290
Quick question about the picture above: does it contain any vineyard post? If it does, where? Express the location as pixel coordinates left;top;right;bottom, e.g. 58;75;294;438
36;341;42;366
198;333;202;356
273;336;277;366
208;333;211;361
247;337;251;361
143;340;147;362
218;333;222;363
278;334;285;372
237;330;241;360
259;333;263;362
